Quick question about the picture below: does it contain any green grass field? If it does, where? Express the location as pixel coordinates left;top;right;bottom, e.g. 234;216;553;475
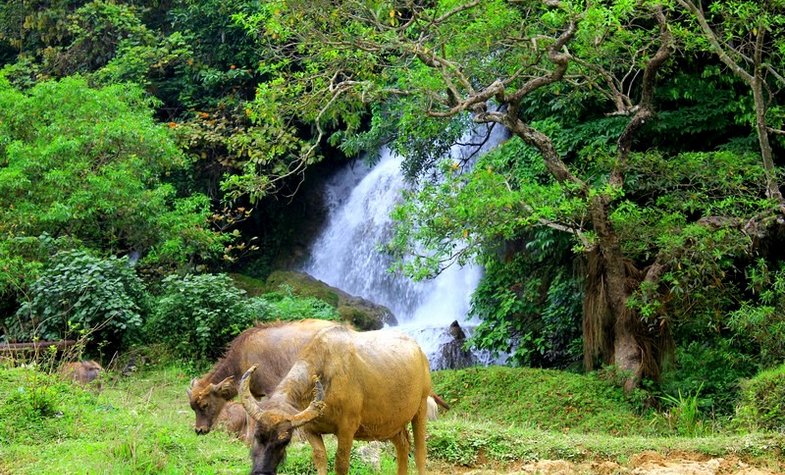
1;363;783;474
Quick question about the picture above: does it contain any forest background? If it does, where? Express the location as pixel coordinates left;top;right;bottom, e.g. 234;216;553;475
2;0;785;435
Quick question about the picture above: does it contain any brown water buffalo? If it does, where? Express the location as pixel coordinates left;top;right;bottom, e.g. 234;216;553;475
187;319;339;435
59;360;102;386
215;401;256;443
239;325;432;475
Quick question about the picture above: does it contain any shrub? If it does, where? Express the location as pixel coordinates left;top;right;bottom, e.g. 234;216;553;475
146;273;256;360
659;340;756;417
736;364;785;432
11;250;147;350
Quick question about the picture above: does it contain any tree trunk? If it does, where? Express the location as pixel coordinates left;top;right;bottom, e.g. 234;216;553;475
613;319;643;392
588;195;643;390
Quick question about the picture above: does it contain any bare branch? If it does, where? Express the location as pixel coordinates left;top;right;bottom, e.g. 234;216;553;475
767;127;785;136
426;80;504;117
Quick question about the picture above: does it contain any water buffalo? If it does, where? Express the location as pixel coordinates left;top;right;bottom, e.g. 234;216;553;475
215;401;256;443
239;325;432;475
59;360;102;386
187;319;339;435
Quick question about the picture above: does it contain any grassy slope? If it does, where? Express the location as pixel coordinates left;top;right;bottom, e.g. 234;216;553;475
432;366;650;436
0;366;248;474
1;364;783;474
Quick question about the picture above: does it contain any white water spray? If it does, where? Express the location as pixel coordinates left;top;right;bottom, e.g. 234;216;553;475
303;126;507;368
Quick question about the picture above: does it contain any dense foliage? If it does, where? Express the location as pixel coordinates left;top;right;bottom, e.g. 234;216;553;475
10;250;147;349
145;274;340;360
0;77;224;276
146;273;256;360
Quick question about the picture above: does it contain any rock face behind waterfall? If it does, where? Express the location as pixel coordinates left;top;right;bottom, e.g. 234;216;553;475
265;271;397;330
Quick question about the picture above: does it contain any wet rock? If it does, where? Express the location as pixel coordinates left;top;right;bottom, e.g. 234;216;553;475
436;320;476;370
449;320;467;340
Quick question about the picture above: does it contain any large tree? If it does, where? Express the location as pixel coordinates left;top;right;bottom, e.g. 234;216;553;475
239;0;782;389
0;76;227;293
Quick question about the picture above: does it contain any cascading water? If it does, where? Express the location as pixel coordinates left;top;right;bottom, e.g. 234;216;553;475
303;125;507;369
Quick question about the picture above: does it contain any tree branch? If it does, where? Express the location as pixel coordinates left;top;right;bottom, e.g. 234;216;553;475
508;20;577;102
675;0;754;85
613;5;672;188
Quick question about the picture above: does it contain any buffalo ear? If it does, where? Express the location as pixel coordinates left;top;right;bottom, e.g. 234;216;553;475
213;376;236;398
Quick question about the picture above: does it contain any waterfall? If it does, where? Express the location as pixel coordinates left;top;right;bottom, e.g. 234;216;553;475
303;125;507;369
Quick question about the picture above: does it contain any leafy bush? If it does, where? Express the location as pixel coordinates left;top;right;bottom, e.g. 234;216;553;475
728;259;785;368
470;229;583;368
146;273;256;361
10;250;147;350
736;364;785;432
659;340;756;417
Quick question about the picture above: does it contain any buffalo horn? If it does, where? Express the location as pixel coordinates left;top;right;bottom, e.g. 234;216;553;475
290;377;326;429
239;365;266;422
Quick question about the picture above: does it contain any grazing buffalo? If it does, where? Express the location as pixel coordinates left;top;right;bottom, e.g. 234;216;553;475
59;360;102;386
239;325;432;475
187;319;339;435
215;401;256;443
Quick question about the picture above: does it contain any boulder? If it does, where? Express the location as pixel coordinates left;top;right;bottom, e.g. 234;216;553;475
437;320;476;370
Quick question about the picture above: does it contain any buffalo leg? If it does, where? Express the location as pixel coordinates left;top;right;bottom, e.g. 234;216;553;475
411;398;428;475
304;431;328;475
390;430;410;475
334;429;356;475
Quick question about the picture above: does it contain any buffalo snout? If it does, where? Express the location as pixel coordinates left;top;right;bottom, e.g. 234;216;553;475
194;426;210;435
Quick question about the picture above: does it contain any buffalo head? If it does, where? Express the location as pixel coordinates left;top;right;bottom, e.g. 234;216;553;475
240;365;325;475
187;376;236;435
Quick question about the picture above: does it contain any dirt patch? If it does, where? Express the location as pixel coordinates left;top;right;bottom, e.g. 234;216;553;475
434;451;780;475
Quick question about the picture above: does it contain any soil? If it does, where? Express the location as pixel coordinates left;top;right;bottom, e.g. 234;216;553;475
430;451;782;474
